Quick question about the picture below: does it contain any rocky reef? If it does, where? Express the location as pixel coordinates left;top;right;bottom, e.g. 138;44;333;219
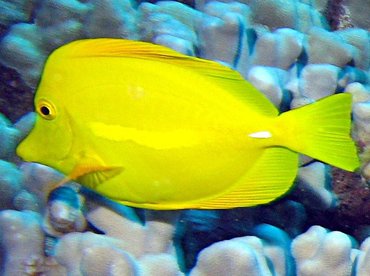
0;0;370;275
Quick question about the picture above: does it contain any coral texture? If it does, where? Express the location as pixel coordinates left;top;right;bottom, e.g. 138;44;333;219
0;0;370;275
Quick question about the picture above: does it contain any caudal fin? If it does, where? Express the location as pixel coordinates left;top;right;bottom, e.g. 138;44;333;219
277;93;360;172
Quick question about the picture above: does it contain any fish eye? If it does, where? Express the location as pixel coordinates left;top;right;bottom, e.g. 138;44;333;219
37;99;56;120
40;106;50;116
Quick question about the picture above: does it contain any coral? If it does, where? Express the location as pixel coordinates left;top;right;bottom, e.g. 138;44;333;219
84;0;138;39
190;236;275;275
299;64;341;99
0;0;137;88
0;160;23;210
291;225;354;276
196;1;252;72
306;27;355;67
247;66;289;108
345;0;370;31
0;114;21;161
54;232;138;275
0;210;46;275
249;28;304;70
294;162;337;210
138;1;200;55
0;0;370;275
43;186;87;237
54;206;183;275
336;28;370;70
248;0;329;33
356;237;370;275
0;0;36;26
190;225;292;275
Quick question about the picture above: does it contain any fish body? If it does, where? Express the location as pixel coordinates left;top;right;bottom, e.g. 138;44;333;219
16;39;360;209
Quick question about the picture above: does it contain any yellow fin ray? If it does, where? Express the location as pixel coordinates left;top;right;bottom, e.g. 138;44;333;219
193;147;299;209
76;166;124;189
53;38;278;116
277;93;360;172
67;153;124;189
48;164;123;191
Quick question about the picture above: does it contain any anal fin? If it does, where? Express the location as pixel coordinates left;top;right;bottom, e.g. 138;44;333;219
194;147;299;209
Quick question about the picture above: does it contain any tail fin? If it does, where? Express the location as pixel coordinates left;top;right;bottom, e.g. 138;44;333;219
277;93;360;172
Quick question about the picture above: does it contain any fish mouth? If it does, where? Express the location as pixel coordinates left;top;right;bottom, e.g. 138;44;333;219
16;112;75;171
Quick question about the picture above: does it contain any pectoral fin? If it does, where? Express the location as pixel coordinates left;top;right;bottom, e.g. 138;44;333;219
75;166;124;189
51;154;124;190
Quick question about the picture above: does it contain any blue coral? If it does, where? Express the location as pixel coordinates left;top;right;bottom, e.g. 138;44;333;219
0;0;370;274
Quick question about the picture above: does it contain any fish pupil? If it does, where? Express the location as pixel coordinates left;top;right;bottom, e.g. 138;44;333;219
40;106;50;116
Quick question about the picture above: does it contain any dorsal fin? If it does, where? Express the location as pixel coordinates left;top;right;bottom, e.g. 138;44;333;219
52;38;278;115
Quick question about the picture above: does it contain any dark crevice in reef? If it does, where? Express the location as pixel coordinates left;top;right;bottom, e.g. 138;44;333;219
0;64;34;123
0;24;8;37
303;168;370;242
138;0;195;7
325;0;354;30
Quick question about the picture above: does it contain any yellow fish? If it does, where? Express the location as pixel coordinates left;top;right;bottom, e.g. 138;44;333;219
16;38;359;210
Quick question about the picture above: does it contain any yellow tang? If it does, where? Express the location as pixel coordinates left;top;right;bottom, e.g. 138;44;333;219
16;38;360;210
